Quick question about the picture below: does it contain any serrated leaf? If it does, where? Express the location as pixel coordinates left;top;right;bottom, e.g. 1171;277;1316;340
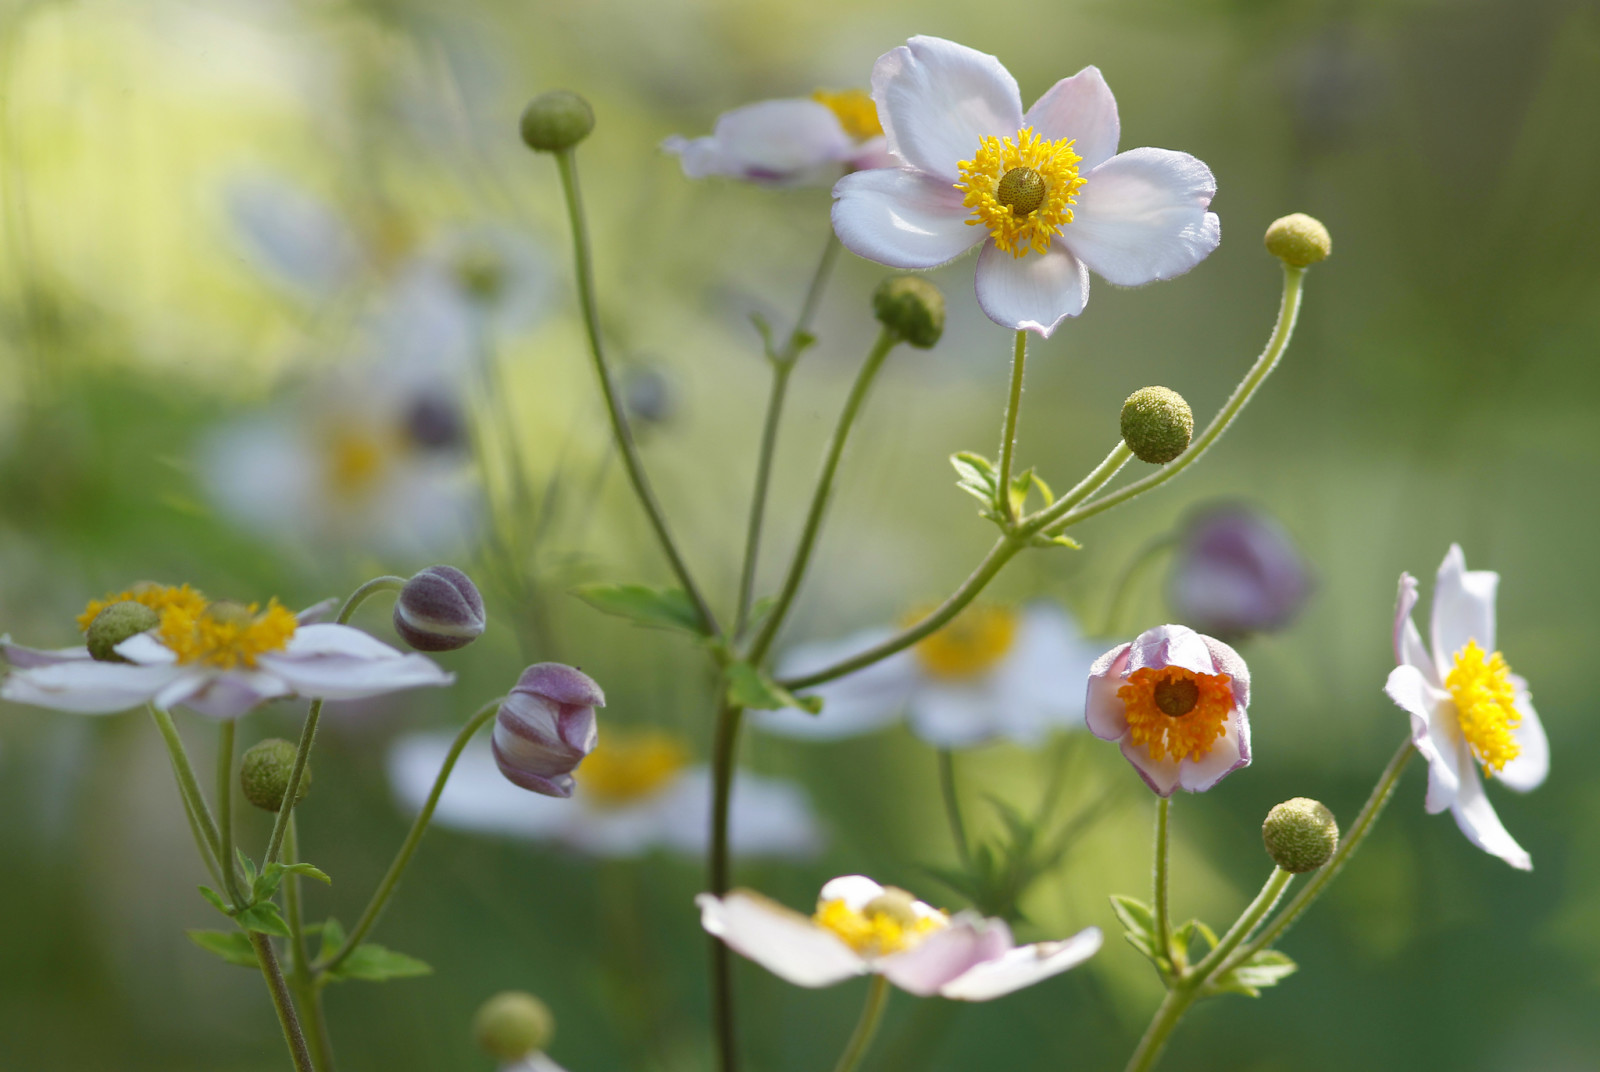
198;885;231;916
253;862;285;902
284;862;332;885
234;900;292;938
1109;894;1157;941
725;661;822;713
325;944;433;982
950;451;997;487
187;929;260;968
318;918;347;963
570;583;706;636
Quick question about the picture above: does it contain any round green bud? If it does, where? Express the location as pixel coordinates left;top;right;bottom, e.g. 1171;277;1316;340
872;276;945;349
473;990;555;1061
240;738;310;814
86;601;160;662
1120;386;1193;465
1262;797;1339;873
1264;213;1331;268
519;90;594;153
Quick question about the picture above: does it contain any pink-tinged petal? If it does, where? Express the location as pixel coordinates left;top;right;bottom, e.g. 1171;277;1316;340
285;623;408;660
1;637;91;668
876;916;1007;996
1063;148;1220;287
1199;634;1250;710
1448;750;1531;870
1496;683;1547;793
114;633;177;665
514;662;606;709
295;599;338;625
1385;663;1459;813
872;36;1023;184
1085;643;1132;739
1023;67;1119;170
1;660;178;714
761;630;917;740
1121;737;1182;797
697;891;866;987
847;138;899;173
179;673;291;719
1430;544;1498;667
663;99;853;186
938;926;1102;1001
1176;711;1250;792
819;875;886;911
257;651;453;699
831;168;984;269
974;241;1089;337
1127;625;1212;677
1393;573;1438;685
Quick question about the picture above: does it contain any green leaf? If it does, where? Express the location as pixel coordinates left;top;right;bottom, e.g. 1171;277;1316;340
318;918;347;963
187;929;260;968
234;900;292;938
1209;949;1298;997
284;861;332;885
197;885;231;916
235;849;257;889
1028;532;1083;550
725;661;822;714
324;944;433;983
950;451;997;488
750;312;776;357
1030;472;1055;506
252;862;285;902
1109;894;1166;965
1174;918;1218;959
570;583;706;636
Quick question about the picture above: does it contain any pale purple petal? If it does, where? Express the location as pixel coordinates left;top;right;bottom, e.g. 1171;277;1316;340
177;672;292;719
847;138;899;172
1127;625;1212;676
1;660;178;714
938;926;1102;1001
1176;713;1249;792
1496;684;1548;793
1393;572;1437;686
1430;544;1498;667
1085;643;1132;739
663;99;854;186
1023;66;1119;170
831;168;984;269
1063;148;1219;287
284;623;410;660
1385;663;1459;813
875;916;1008;996
974;241;1089;337
258;651;452;699
1;637;92;668
115;633;177;665
698;891;866;987
1120;737;1182;797
1448;746;1531;870
1199;635;1250;709
872;36;1023;184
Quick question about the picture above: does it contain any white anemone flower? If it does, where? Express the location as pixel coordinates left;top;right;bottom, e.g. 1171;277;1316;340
832;36;1220;337
698;874;1101;999
663;90;896;187
1;584;451;719
1384;545;1548;871
389;729;822;859
757;602;1099;748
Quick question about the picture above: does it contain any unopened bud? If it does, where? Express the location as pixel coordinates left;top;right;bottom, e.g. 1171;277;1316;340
1169;502;1311;638
240;738;310;813
519;90;595;153
493;663;604;798
1262;797;1339;873
473;990;555;1060
623;365;675;426
1120;386;1193;465
86;602;159;662
393;566;486;652
873;276;945;349
1264;213;1331;268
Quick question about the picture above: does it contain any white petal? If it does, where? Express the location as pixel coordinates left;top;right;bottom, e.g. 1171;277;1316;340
872;36;1023;183
1;638;92;668
178;673;292;719
1176;711;1250;792
759;630;917;740
831;168;984;269
1023;67;1119;170
664;99;853;186
907;679;1008;749
258;651;453;700
974;241;1089;337
1;660;179;714
698;891;866;988
1449;750;1531;870
1430;544;1498;667
1385;663;1460;813
1085;643;1132;739
1127;624;1213;677
986;603;1099;742
286;623;409;659
1063;148;1220;286
390;733;574;840
114;633;177;665
876;916;1010;996
1393;572;1437;685
939;926;1102;1001
818;875;886;911
656;767;825;858
1121;737;1182;797
1496;684;1547;793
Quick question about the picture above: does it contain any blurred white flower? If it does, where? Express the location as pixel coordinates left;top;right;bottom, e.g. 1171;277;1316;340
224;173;362;298
389;728;822;859
758;602;1098;748
663;90;895;187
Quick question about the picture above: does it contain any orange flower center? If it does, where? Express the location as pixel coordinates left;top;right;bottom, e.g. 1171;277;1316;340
1117;665;1235;763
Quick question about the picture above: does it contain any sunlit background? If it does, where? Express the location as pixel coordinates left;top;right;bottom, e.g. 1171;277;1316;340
2;0;1598;1068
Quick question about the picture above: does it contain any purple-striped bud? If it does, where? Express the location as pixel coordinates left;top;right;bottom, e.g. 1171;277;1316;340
1168;504;1311;639
492;663;604;798
393;566;486;652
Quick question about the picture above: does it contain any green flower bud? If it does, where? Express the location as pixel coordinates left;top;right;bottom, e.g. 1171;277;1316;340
519;90;595;153
473;990;555;1061
240;738;310;813
1262;797;1339;873
872;276;945;349
86;601;160;662
1264;213;1331;268
1120;386;1193;465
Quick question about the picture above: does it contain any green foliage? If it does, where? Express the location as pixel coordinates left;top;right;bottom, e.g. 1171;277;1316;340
1205;949;1298;997
325;944;434;983
570;583;707;636
725;661;822;713
186;929;259;968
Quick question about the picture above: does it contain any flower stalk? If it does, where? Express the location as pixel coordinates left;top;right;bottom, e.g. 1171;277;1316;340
997;330;1028;522
831;975;892;1072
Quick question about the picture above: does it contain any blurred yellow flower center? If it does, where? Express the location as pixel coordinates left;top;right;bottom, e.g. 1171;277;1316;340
324;427;393;498
580;730;689;806
78;583;209;632
1446;641;1521;775
814;888;947;956
908;604;1018;679
955;127;1086;257
1118;666;1234;762
158;599;298;669
812;88;883;142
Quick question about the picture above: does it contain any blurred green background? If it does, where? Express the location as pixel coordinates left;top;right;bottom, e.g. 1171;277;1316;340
2;0;1598;1069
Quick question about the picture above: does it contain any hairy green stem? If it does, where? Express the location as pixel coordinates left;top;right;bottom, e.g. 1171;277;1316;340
708;694;745;1072
832;975;892;1072
1122;985;1193;1072
217;720;244;902
250;930;317;1072
285;818;337;1072
1153;796;1173;967
735;362;794;638
996;330;1028;523
1192;867;1293;980
148;706;224;887
938;750;973;871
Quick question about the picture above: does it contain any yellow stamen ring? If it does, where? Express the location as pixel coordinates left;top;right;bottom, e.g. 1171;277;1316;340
812;88;883;142
814;890;947;956
1118;666;1235;763
907;603;1019;680
580;730;689;806
158;599;298;669
1445;640;1522;776
78;583;208;633
955;127;1086;258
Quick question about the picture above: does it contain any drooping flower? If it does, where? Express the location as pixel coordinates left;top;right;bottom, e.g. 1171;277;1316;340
832;36;1220;337
1167;503;1311;638
1384;545;1547;870
757;602;1100;748
1;583;451;719
389;727;822;859
490;663;604;799
698;874;1101;999
663;90;896;187
1085;624;1251;795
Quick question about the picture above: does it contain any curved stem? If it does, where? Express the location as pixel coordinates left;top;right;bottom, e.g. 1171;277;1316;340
996;330;1028;523
735;362;794;638
217;720;243;901
1153;796;1173;968
147;705;224;887
552;146;719;638
336;576;407;625
250;930;317;1072
831;975;892;1072
315;698;501;977
746;329;898;664
1191;867;1292;980
937;750;973;871
707;695;745;1072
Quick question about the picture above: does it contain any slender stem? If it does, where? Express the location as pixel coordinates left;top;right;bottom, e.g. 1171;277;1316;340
316;699;501;976
265;699;321;867
708;694;745;1072
285;818;337;1072
1122;985;1194;1072
148;706;225;887
217;720;244;902
552;146;719;638
250;930;317;1072
783;232;842;364
735;361;794;638
335;576;407;625
996;330;1028;523
1153;796;1173;967
831;975;892;1072
746;329;898;664
1191;868;1293;980
937;750;973;871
